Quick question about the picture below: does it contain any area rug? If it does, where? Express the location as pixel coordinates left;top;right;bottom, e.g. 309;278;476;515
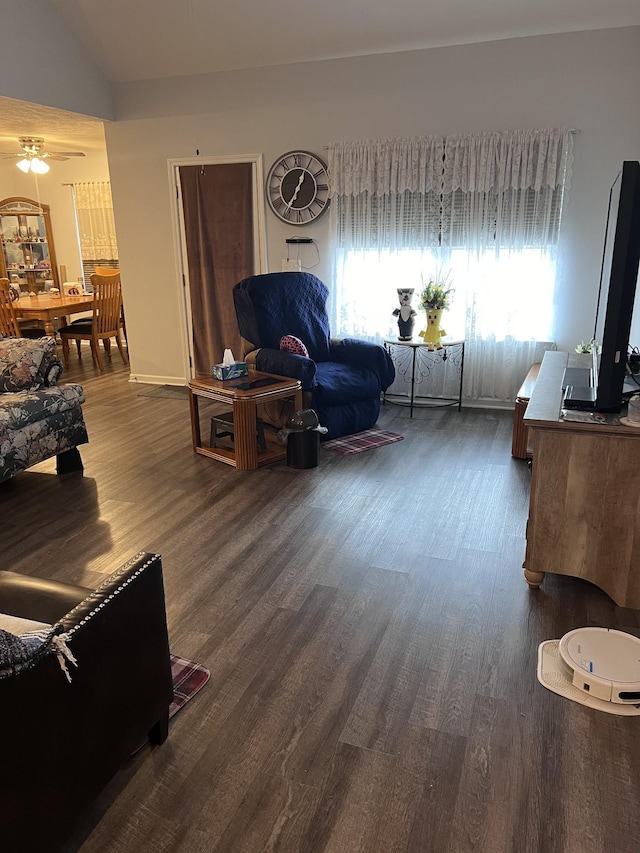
323;428;404;454
132;655;210;754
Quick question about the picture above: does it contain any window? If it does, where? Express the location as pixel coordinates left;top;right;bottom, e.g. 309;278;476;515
71;182;118;289
327;130;573;401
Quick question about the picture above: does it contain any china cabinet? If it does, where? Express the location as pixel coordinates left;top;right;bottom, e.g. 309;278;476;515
0;197;59;292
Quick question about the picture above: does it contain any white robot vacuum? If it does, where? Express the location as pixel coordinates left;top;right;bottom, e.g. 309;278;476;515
559;627;640;703
538;627;640;714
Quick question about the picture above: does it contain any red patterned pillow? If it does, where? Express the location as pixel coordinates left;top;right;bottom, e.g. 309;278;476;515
279;335;309;357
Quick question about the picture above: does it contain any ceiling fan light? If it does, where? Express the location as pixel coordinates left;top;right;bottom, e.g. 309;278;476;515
16;158;31;173
30;157;50;174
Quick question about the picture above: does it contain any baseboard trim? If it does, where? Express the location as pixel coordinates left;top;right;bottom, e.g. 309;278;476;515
128;374;187;387
463;399;514;411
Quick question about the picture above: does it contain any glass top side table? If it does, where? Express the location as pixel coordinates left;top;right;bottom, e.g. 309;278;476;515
383;337;465;417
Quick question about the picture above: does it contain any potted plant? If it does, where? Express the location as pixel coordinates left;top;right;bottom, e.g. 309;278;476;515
418;280;454;312
575;340;594;354
418;272;454;348
574;340;601;367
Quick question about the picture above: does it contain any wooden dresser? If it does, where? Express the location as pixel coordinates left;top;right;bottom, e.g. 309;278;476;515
523;350;640;608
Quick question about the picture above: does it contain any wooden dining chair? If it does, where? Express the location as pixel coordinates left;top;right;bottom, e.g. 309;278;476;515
58;273;129;372
0;279;23;337
96;267;128;346
70;267;127;347
0;278;46;338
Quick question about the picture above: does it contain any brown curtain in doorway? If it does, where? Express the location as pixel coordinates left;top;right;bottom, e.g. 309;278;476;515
179;163;254;377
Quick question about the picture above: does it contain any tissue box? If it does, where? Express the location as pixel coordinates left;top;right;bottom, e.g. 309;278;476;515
212;361;249;381
62;282;84;296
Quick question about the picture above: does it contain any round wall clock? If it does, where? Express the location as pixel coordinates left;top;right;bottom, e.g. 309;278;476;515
266;150;330;225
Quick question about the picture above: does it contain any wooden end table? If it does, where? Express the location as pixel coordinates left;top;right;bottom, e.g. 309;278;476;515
188;371;302;470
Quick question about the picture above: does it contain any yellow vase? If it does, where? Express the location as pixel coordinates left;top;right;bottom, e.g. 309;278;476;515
419;309;446;349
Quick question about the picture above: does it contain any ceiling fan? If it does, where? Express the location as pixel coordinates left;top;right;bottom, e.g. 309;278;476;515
0;137;86;173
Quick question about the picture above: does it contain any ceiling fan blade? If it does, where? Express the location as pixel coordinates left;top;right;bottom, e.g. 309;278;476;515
45;151;86;158
0;141;87;162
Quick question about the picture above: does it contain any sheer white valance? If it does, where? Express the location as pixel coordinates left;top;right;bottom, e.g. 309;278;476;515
327;136;444;197
443;129;574;249
73;182;118;261
443;129;573;193
327;129;573;197
327;128;574;250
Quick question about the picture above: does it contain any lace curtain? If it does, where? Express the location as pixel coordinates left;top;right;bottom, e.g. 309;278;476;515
327;129;573;402
73;182;119;263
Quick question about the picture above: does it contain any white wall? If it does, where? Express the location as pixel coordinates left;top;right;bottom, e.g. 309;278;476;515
1;24;638;385
105;26;640;385
0;0;112;119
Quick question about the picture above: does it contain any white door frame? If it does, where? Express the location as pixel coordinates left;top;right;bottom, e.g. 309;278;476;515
168;154;268;380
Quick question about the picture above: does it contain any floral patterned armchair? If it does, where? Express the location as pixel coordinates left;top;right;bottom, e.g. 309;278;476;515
0;336;88;483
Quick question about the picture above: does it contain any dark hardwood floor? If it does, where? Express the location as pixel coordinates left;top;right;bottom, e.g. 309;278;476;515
3;353;640;853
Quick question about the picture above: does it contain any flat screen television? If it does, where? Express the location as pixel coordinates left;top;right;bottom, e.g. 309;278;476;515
591;160;640;412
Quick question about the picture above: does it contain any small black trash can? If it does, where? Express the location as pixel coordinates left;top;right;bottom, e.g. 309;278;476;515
287;430;320;469
286;409;321;469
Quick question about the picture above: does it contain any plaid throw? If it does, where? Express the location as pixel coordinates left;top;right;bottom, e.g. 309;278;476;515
323;428;404;455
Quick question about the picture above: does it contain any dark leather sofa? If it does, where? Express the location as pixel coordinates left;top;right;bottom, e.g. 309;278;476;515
0;552;173;853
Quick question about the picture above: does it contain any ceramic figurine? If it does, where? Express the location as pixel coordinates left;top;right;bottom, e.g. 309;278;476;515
419;310;447;350
393;288;417;340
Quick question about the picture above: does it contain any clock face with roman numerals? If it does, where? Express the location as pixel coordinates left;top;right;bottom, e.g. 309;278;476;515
266;150;330;225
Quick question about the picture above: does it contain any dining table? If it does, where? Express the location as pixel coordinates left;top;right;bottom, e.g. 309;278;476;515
13;292;95;337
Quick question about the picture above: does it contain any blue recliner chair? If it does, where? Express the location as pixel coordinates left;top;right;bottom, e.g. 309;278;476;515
233;272;395;440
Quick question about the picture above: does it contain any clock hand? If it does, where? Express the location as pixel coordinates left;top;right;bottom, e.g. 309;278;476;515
285;172;306;208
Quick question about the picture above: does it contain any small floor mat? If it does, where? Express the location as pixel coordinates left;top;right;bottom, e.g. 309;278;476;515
169;655;210;715
132;655;210;754
537;640;640;715
323;428;404;455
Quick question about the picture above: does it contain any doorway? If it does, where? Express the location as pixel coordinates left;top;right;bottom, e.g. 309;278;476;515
172;155;267;379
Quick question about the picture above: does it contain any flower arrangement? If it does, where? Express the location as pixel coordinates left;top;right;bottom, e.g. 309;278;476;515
575;340;600;354
418;271;454;311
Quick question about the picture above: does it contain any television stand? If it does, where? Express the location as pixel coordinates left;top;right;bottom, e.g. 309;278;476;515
523;350;640;608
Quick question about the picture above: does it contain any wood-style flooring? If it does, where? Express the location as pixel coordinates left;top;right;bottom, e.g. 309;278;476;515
3;354;640;853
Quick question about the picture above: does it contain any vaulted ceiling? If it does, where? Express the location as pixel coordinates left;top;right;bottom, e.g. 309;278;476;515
48;0;640;83
1;1;639;154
